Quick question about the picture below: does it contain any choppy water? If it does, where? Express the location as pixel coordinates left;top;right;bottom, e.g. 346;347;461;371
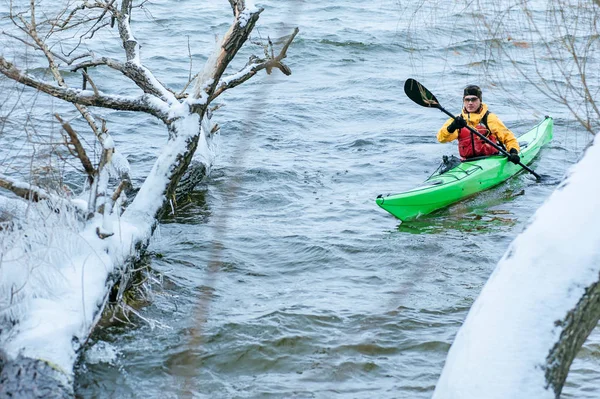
1;0;596;398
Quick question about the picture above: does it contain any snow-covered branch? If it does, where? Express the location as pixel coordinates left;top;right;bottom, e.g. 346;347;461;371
54;114;96;183
0;174;83;217
113;0;176;104
0;174;51;202
71;57;177;103
190;1;263;111
0;57;169;121
433;134;600;398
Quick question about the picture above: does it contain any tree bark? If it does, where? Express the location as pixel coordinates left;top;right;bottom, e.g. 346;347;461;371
544;279;600;396
0;356;73;399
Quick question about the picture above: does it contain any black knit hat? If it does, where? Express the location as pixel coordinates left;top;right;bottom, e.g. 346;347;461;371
464;85;482;101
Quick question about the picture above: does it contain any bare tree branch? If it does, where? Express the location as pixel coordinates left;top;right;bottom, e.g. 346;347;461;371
209;28;298;102
54;114;96;183
476;0;600;134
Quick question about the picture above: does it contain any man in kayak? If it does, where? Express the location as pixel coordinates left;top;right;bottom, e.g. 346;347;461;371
437;85;521;163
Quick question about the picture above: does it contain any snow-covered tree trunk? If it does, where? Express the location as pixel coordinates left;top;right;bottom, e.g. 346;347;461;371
0;1;298;397
433;134;600;398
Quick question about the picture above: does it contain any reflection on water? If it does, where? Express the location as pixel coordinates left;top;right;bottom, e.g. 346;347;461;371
397;187;525;234
398;210;517;235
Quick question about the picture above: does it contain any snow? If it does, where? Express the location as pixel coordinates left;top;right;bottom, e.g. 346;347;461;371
167;101;190;120
0;207;111;373
84;341;119;366
238;0;261;27
0;201;158;375
0;196;28;220
139;64;177;105
103;136;115;149
220;63;256;86
0;174;49;196
0;0;240;391
145;94;170;115
110;150;131;178
0;110;216;381
197;113;219;166
433;133;600;398
125;113;201;223
120;16;141;65
239;7;252;28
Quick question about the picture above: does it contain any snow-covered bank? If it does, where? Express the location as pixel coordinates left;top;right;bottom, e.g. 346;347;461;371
0;121;216;399
433;133;600;398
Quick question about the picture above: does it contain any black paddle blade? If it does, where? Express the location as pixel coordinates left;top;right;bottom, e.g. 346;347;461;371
404;78;440;108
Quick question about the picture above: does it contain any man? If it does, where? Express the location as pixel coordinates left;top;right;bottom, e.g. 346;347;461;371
437;85;521;163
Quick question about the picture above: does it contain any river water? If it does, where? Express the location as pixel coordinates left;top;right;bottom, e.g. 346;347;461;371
16;0;590;397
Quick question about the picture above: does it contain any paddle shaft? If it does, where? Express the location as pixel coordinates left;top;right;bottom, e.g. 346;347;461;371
438;106;542;181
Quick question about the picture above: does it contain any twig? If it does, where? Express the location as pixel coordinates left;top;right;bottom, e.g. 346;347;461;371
208;27;298;102
53;113;96;183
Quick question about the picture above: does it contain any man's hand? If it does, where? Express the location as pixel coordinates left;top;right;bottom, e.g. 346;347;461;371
508;148;521;164
447;115;467;133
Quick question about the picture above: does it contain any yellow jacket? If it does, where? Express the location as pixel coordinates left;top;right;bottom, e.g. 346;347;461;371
436;103;520;153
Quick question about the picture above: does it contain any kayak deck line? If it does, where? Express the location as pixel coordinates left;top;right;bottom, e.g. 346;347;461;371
376;116;554;222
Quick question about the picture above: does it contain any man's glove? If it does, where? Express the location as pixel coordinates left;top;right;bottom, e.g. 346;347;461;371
508;148;520;164
447;115;467;133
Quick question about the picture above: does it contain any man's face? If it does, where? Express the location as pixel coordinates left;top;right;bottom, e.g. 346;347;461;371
463;96;480;113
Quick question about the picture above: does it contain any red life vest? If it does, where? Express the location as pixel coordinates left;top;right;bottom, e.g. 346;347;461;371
457;113;499;159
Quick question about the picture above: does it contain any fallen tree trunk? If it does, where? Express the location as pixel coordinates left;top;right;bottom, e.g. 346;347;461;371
433;134;600;398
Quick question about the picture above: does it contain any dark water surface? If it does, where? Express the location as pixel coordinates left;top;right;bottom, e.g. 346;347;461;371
68;1;596;398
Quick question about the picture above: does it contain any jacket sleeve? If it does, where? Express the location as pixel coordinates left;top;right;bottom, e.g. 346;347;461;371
437;118;458;143
488;114;520;152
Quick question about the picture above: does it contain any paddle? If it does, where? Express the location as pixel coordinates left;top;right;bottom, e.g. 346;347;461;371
403;78;542;181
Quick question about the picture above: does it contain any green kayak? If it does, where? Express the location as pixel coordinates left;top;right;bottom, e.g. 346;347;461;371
376;116;553;221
